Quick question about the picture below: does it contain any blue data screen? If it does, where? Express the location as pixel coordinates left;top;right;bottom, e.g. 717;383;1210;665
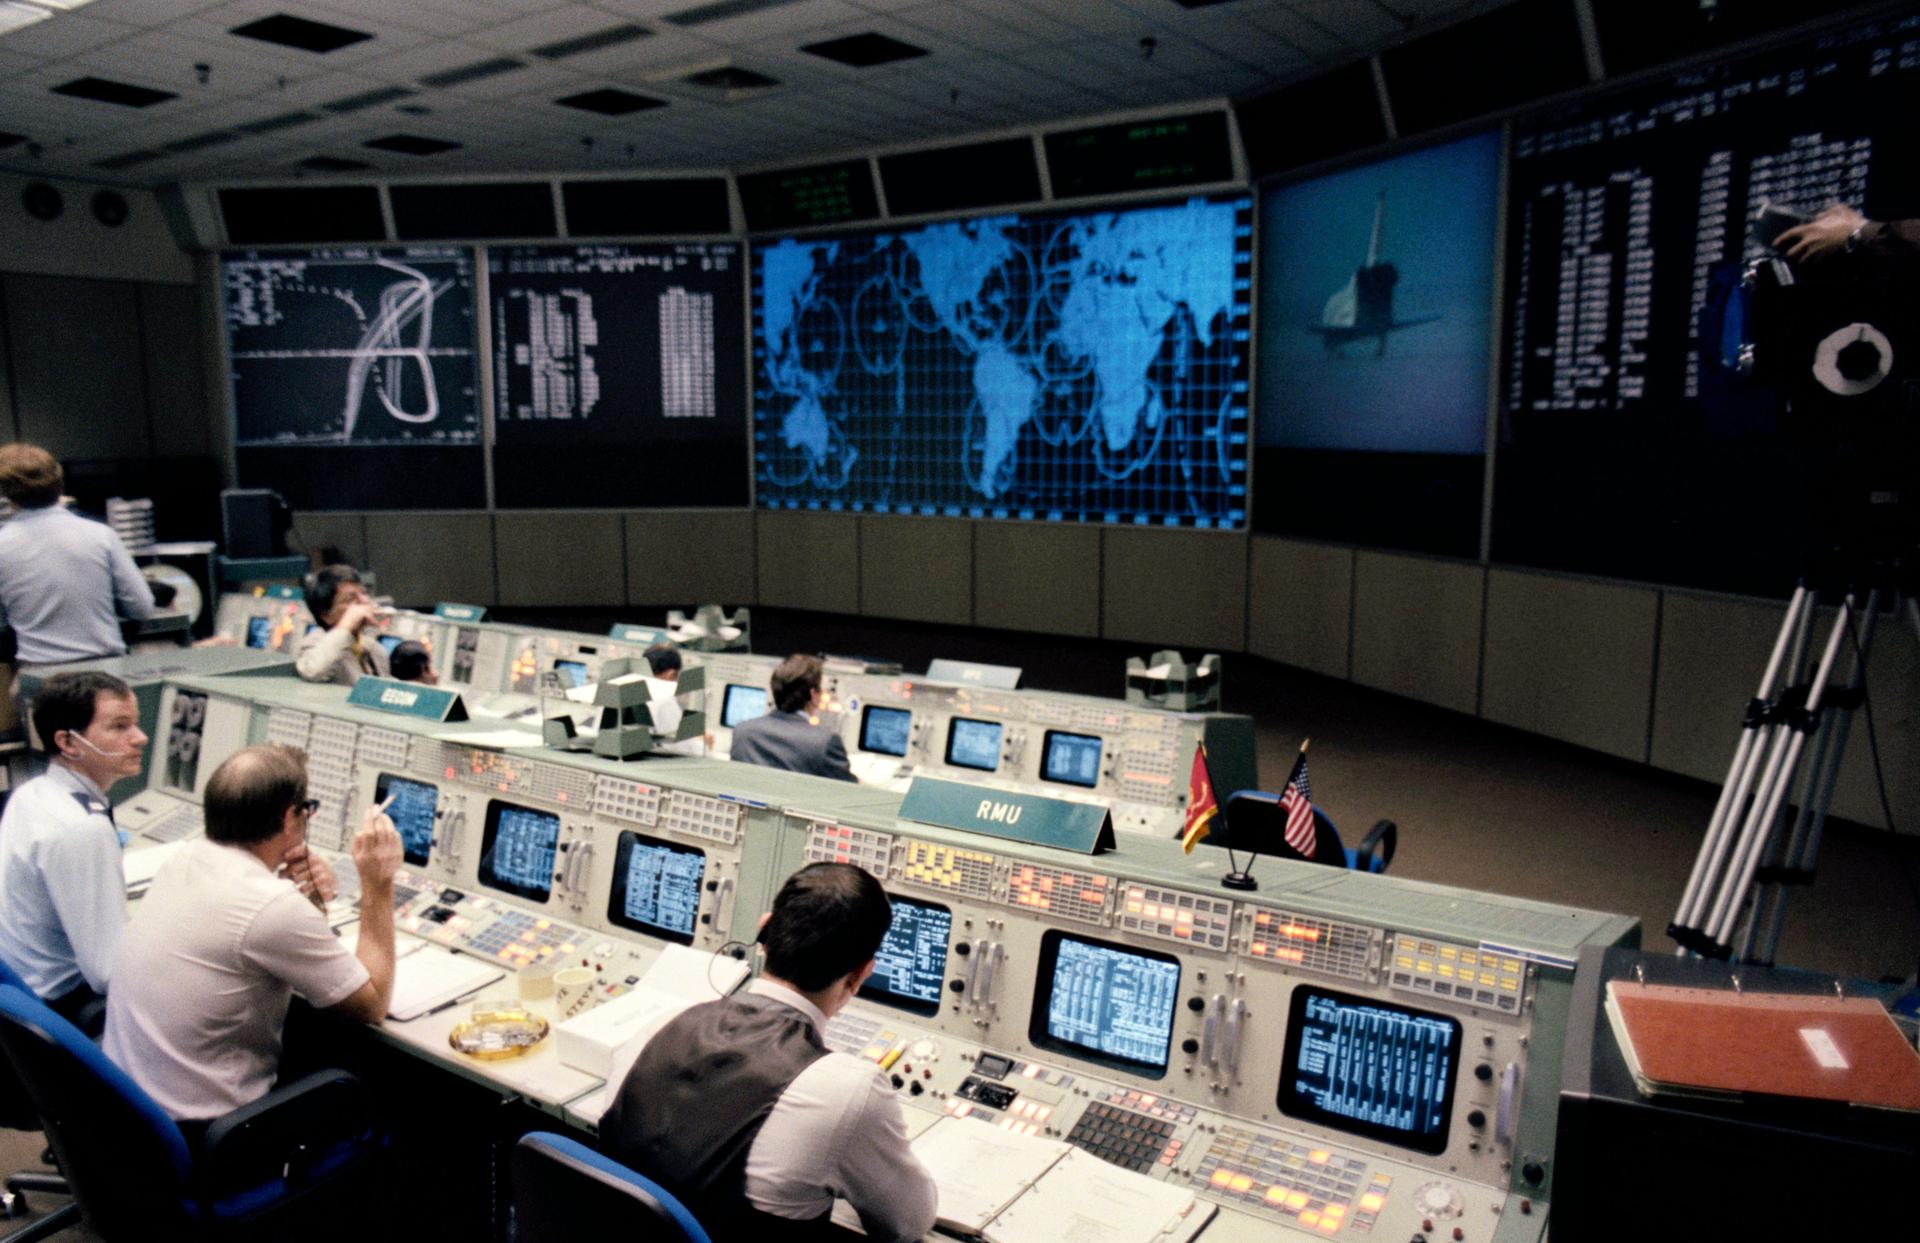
722;684;769;727
861;896;951;1015
607;832;705;944
945;717;1003;772
553;659;590;688
245;616;271;648
860;705;912;757
1278;986;1461;1154
376;634;404;656
479;801;559;902
1041;730;1103;788
375;773;437;866
1031;932;1180;1076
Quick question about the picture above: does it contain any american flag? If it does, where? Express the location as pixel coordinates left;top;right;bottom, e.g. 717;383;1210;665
1278;750;1316;858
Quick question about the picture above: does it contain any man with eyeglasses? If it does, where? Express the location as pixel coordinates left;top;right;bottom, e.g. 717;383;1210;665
104;744;402;1134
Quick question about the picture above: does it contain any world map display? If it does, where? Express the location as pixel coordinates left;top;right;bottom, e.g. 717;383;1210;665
752;195;1252;527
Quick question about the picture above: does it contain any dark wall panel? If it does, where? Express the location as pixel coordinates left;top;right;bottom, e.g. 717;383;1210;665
139;281;212;458
2;273;148;460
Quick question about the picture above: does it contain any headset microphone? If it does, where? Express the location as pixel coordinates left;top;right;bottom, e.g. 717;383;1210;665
66;732;137;761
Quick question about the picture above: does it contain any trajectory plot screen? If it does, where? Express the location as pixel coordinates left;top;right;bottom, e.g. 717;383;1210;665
752;195;1253;527
945;717;1003;772
607;831;705;944
1278;986;1461;1155
1030;931;1181;1076
1042;730;1103;788
374;773;438;867
489;243;748;508
479;800;559;903
721;684;768;728
861;896;951;1015
859;705;911;757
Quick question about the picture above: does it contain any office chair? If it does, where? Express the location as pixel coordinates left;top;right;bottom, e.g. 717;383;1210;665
0;961;73;1243
0;984;385;1242
510;1131;712;1243
1220;791;1399;873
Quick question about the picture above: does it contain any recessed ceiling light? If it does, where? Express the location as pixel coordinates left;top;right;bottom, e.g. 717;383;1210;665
363;133;461;155
419;56;525;88
300;155;371;172
229;14;373;54
323;86;416;114
684;65;779;90
529;23;651;60
662;0;805;29
556;88;667;116
91;148;167;170
0;4;53;37
51;77;178;107
163;130;242;153
237;110;321;134
800;33;929;68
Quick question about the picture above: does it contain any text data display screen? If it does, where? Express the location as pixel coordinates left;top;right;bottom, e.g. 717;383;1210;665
752;195;1252;528
479;801;559;903
1042;730;1103;788
607;831;705;944
859;705;911;757
721;684;768;728
1030;932;1180;1077
861;896;951;1016
945;717;1003;772
1278;986;1461;1155
374;773;437;867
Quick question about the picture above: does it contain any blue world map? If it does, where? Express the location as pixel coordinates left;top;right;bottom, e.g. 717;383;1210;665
753;196;1251;526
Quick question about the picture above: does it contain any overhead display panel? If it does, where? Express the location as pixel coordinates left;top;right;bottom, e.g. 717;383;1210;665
488;242;749;508
223;246;485;510
1495;13;1920;593
1044;111;1235;200
738;158;880;233
751;194;1252;528
1254;131;1500;555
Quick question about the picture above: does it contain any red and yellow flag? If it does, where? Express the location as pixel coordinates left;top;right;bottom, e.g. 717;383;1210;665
1179;742;1218;853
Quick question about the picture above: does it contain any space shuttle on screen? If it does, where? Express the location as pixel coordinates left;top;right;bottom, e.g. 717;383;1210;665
1310;191;1442;357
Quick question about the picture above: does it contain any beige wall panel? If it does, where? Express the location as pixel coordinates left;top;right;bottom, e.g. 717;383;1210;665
1350;552;1483;714
974;523;1100;638
624;511;756;607
494;512;624;607
291;512;367;571
1248;537;1353;679
755;511;859;614
1101;529;1248;650
365;513;497;610
0;174;193;285
860;517;972;624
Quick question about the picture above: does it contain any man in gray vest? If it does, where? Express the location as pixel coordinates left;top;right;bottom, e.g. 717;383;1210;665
601;863;937;1240
727;654;857;782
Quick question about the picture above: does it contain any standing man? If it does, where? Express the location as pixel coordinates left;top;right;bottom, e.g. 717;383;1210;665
0;671;145;1026
295;564;388;686
727;654;856;782
104;744;401;1131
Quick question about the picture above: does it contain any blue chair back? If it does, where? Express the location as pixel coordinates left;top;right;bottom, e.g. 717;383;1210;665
1220;792;1397;873
511;1131;711;1243
0;985;197;1240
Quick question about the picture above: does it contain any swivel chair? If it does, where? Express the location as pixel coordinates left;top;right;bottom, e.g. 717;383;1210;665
510;1131;712;1243
1219;792;1399;873
0;962;73;1243
0;984;385;1242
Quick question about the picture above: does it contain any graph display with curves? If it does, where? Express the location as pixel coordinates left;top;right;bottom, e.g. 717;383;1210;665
224;247;481;447
751;195;1252;528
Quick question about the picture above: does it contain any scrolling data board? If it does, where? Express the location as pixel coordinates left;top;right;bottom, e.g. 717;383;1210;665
751;194;1252;527
223;247;485;510
488;243;749;508
1495;14;1920;593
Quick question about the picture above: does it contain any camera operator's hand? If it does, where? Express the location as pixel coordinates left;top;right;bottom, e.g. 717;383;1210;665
1775;204;1867;264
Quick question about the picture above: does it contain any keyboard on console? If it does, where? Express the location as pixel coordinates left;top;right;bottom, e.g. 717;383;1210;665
1066;1094;1194;1174
142;805;203;843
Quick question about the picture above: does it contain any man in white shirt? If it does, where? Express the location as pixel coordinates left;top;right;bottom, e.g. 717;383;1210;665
0;671;145;1028
601;863;937;1242
104;743;401;1131
294;564;388;687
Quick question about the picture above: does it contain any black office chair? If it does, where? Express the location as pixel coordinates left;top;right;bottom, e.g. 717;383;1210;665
510;1131;712;1243
1219;791;1399;873
0;983;386;1242
0;962;74;1243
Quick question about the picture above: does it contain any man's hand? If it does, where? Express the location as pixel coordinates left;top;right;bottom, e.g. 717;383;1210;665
282;843;339;908
350;801;404;889
1775;204;1867;263
336;600;383;635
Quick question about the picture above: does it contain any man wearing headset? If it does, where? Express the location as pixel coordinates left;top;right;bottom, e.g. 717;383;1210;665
0;671;146;1027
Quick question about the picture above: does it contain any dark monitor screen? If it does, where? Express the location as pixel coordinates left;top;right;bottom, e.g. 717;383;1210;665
1041;730;1102;788
478;800;559;902
606;831;705;944
859;705;911;757
245;616;271;648
374;773;437;867
1029;931;1180;1077
375;634;404;656
553;659;590;689
860;895;951;1016
722;684;768;728
944;717;1002;772
1278;986;1461;1155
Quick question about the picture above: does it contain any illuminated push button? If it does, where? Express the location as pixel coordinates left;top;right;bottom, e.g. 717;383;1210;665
1266;1188;1290;1206
1359;1194;1386;1213
1310;1150;1331;1164
1210;1170;1235;1189
1286;1192;1310;1210
1300;1212;1321;1228
1230;1176;1253;1192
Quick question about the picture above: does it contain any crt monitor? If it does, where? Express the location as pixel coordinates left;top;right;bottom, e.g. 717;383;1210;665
478;800;559;903
553;659;590;689
606;831;705;944
374;773;437;867
1278;985;1461;1155
1028;931;1181;1078
944;717;1003;772
375;634;404;656
859;705;911;757
244;616;271;649
722;683;769;727
861;896;951;1016
1041;730;1103;788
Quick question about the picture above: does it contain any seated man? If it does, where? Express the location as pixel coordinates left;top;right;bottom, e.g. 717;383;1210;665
294;564;389;686
728;654;855;782
642;643;683;682
0;671;145;1026
104;744;400;1133
388;639;437;685
602;863;936;1241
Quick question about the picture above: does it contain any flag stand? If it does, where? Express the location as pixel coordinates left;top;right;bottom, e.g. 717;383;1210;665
1219;860;1259;891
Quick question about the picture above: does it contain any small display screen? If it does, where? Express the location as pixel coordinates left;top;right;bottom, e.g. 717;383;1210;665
859;705;911;757
1029;931;1180;1077
245;616;271;648
1041;730;1103;788
478;800;559;902
861;896;951;1016
1278;986;1462;1155
553;659;590;689
945;717;1003;772
722;684;769;727
376;634;404;656
374;773;437;867
606;831;705;944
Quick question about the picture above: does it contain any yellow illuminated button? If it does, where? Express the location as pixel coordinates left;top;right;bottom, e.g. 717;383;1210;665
1309;1150;1330;1164
1359;1193;1385;1212
1211;1170;1235;1188
1439;946;1457;959
1286;1191;1310;1209
1318;1216;1340;1232
1265;1188;1290;1205
1230;1175;1253;1192
1300;1211;1320;1227
1323;1204;1346;1218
